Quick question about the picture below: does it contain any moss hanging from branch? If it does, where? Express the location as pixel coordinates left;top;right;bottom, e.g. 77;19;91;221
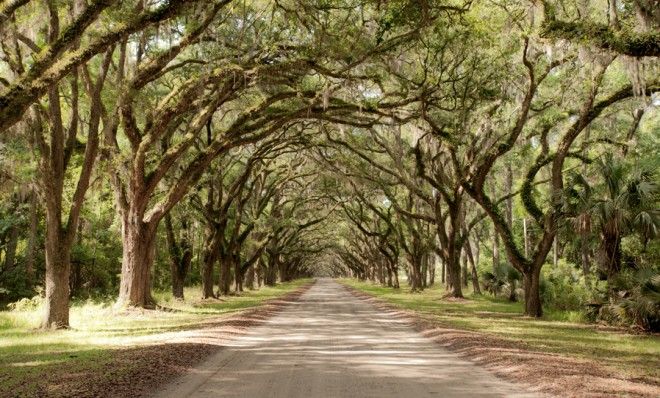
541;20;660;57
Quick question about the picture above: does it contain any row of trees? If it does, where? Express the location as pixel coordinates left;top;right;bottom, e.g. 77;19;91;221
0;0;658;329
315;0;658;326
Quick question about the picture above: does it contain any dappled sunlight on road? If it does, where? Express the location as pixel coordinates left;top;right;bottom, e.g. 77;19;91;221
158;279;542;398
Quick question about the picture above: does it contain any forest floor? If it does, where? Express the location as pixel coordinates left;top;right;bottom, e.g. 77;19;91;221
0;279;312;398
340;279;660;398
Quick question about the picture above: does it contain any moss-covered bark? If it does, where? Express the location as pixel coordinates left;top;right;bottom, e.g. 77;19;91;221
541;20;660;57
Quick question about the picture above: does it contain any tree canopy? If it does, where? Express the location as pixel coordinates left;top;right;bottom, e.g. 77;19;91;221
0;0;658;332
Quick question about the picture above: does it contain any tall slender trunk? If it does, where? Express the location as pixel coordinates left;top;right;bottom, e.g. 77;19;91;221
440;258;445;283
392;264;400;289
461;251;469;288
464;238;481;294
3;214;19;272
421;253;428;288
580;235;591;281
26;189;38;287
523;217;529;257
428;256;435;286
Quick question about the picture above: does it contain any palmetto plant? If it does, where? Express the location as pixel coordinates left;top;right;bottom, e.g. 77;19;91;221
605;269;660;331
594;154;659;280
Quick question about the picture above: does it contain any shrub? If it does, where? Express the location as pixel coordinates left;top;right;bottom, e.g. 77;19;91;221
601;268;660;331
541;260;594;311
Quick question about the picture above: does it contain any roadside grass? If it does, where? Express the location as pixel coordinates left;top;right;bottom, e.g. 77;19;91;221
0;279;310;393
340;278;660;382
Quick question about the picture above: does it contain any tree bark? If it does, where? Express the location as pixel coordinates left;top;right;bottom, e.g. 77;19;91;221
218;253;232;295
26;189;38;287
117;214;157;308
245;263;255;290
42;227;71;328
523;266;543;317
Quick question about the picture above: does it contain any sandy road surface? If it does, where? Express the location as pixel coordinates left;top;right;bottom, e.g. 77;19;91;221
156;279;542;398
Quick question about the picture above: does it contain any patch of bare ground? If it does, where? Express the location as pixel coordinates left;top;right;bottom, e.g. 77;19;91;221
6;282;314;398
342;284;660;398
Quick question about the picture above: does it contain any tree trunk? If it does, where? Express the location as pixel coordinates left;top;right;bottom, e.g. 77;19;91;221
523;266;543;317
164;215;192;300
461;251;469;288
234;259;244;293
421;253;428;288
245;264;255;290
602;229;621;281
464;240;481;294
218;254;232;295
428;256;435;286
447;255;463;297
200;226;220;299
392;265;400;289
43;226;72;328
117;216;157;308
580;235;591;280
172;268;185;299
3;219;19;271
26;189;38;287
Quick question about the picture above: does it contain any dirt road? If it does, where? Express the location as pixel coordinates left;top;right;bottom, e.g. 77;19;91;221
156;279;542;397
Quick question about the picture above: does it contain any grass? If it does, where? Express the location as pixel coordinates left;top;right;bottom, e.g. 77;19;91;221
0;280;310;393
340;278;660;382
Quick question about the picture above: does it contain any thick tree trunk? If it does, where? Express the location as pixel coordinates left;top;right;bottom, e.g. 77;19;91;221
265;266;277;285
234;260;244;293
201;249;217;299
42;227;72;328
523;266;543;317
172;269;185;299
117;217;157;308
200;227;220;299
218;255;232;296
446;255;463;298
245;264;255;290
